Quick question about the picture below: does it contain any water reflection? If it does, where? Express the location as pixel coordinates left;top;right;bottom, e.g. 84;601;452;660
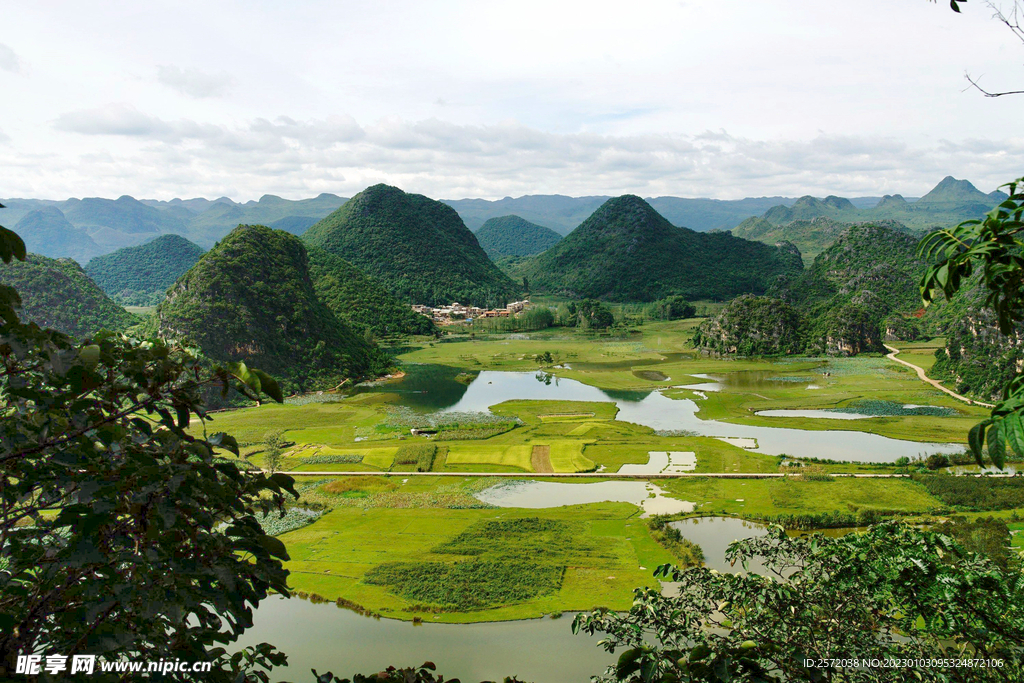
475;480;695;516
390;369;962;462
236;596;612;683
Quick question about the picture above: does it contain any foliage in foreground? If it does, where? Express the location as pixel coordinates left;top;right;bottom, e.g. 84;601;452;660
573;523;1024;682
920;176;1024;468
0;222;296;682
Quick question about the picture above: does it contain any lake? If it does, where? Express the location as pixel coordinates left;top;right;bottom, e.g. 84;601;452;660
368;367;963;463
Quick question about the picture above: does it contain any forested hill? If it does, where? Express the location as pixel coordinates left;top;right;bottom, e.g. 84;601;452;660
303;184;520;307
697;223;929;357
475;215;562;259
306;247;436;337
85;234;205;306
768;223;927;354
0;254;137;338
155;225;391;392
518;195;804;302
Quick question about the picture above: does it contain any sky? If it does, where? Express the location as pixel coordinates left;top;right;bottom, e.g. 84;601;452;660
1;0;1022;201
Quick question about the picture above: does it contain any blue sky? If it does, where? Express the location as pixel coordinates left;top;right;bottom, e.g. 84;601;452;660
1;0;1022;200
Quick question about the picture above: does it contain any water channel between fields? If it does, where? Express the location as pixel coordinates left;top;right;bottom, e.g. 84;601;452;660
362;367;963;463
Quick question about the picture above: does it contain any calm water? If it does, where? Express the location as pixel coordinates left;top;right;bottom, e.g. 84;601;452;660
236;596;613;683
379;368;962;463
475;479;695;516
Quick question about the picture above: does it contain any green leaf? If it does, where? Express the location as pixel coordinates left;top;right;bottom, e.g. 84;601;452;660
0;225;26;263
78;344;101;369
209;432;240;456
967;421;987;465
258;534;290;561
251;369;284;403
988;421;1006;470
689;644;712;662
1003;411;1024;458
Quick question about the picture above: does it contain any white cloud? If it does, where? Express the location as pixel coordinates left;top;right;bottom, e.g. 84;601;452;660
156;65;233;98
0;43;21;73
29;109;1022;200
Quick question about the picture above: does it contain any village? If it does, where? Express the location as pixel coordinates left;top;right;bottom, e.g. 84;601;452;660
411;299;530;325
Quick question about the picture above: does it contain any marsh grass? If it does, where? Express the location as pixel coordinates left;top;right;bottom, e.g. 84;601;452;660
363;560;564;611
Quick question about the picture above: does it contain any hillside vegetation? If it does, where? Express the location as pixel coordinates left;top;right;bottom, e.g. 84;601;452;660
85;234;205;306
155;225;390;391
518;195;804;302
475;215;562;259
307;247;436;337
0;254;137;337
698;223;929;357
303;184;519;307
693;295;804;356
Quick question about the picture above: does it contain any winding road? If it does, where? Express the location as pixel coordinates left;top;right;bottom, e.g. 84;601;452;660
883;343;994;409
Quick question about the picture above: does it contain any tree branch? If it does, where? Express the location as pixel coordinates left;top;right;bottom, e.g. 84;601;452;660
964;71;1024;96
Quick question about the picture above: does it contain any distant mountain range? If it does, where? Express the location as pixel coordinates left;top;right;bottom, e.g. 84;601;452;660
732;177;1007;261
0;176;1000;265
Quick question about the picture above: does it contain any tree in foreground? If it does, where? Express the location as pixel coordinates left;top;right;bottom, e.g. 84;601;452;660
573;523;1024;682
919;176;1024;467
0;220;297;682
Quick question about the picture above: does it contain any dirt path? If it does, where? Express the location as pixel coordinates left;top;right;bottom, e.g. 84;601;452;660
531;445;554;473
883;344;994;409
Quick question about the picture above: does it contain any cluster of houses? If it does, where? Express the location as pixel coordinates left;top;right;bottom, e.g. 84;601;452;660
412;300;530;325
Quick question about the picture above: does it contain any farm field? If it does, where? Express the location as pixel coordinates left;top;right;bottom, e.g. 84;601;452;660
272;474;959;622
188;319;1024;623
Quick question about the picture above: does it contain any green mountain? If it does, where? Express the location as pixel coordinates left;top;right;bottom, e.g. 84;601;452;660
518;195;804;302
769;223;927;354
155;224;390;391
762;196;856;224
303;184;520;307
307;247;436;337
85;234;205;306
15;207;102;262
917;175;1006;207
0;253;137;337
475;215;562;259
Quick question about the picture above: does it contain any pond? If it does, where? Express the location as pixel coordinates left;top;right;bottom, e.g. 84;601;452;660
474;479;695;516
377;368;963;463
235;596;613;682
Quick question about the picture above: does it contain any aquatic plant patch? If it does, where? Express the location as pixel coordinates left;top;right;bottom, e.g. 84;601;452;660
300;453;364;464
363;559;564;611
256;507;323;536
831;400;957;418
432;517;609;564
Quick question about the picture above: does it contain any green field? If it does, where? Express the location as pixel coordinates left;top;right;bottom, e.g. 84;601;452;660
189;320;1022;621
273;474;952;622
